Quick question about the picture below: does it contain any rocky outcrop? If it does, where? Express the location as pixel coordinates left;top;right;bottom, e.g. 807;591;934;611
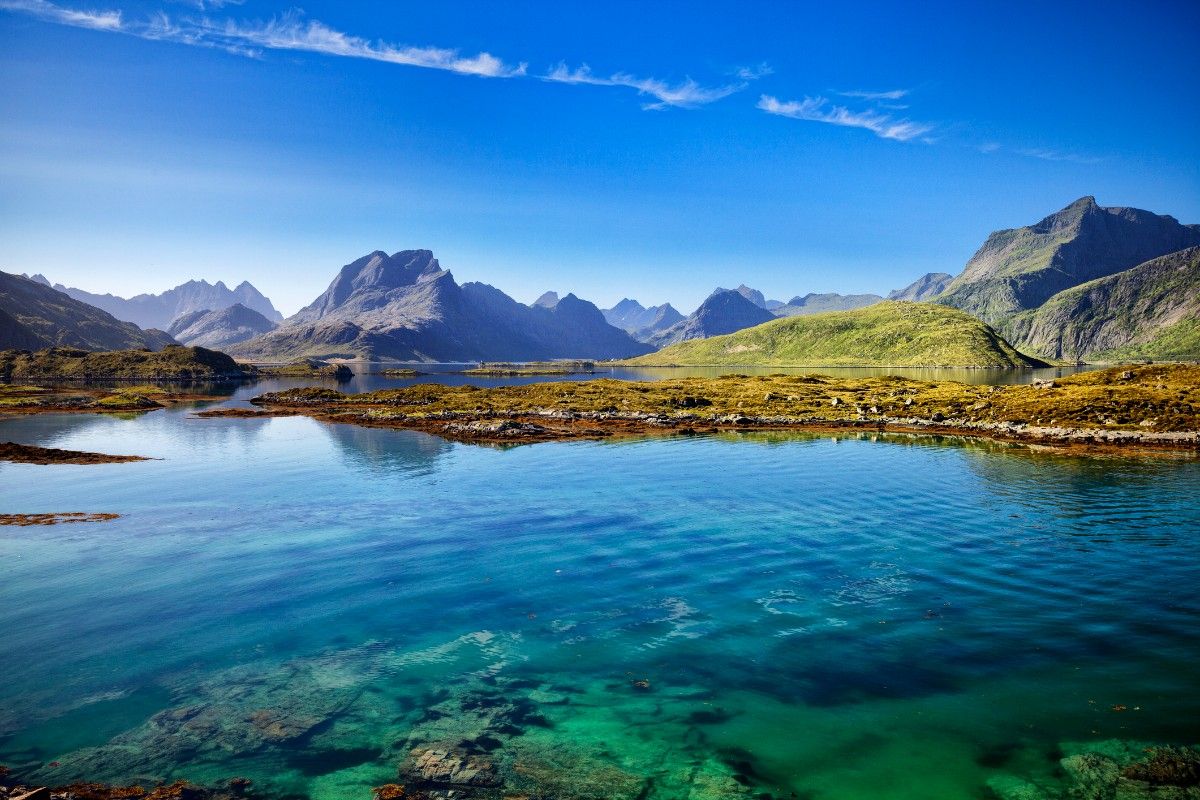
233;250;651;362
988;739;1200;800
1005;246;1200;360
53;279;283;330
0;271;176;352
166;304;278;349
649;288;776;347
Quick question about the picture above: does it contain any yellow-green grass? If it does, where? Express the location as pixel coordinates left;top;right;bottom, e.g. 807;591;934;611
621;302;1043;368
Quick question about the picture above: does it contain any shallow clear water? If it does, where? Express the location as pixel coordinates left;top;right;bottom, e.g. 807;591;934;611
1;406;1197;799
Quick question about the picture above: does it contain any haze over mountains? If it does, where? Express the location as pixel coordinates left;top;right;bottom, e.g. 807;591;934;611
602;299;684;340
26;275;284;331
2;197;1197;365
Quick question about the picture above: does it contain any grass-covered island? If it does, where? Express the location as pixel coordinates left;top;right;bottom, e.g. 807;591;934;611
620;301;1048;367
0;383;220;414
0;345;255;380
462;360;598;376
253;359;354;379
198;364;1200;451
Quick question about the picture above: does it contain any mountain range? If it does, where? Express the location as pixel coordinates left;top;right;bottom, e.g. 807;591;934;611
1;271;175;351
229;250;651;362
935;196;1200;360
26;276;284;331
602;298;685;340
5;196;1197;365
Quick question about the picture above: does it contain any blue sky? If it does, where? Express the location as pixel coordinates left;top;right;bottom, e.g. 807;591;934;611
2;1;1198;315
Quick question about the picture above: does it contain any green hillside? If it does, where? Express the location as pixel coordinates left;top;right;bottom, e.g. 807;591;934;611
621;301;1044;367
1003;247;1200;361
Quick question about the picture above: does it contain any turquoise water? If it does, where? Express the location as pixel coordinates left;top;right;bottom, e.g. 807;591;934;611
1;405;1198;799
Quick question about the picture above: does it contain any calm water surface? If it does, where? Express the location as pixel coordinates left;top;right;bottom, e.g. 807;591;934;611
0;401;1197;799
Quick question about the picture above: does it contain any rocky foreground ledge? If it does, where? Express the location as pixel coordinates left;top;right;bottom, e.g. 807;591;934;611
201;364;1200;452
3;739;1199;800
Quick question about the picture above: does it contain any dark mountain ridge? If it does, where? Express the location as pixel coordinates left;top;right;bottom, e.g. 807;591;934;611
1;271;175;352
649;288;776;348
939;196;1200;326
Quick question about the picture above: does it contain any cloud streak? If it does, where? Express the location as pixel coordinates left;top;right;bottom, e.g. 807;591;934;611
1;1;754;107
153;9;526;77
757;95;934;141
0;0;120;30
544;63;752;109
837;88;908;101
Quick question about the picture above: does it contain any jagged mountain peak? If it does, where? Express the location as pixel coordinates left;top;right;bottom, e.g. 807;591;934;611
236;249;649;362
941;197;1200;325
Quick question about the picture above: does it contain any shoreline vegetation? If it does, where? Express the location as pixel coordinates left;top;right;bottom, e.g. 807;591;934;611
0;384;222;415
190;364;1200;452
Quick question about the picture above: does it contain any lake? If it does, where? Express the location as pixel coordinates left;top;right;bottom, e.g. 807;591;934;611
1;397;1197;799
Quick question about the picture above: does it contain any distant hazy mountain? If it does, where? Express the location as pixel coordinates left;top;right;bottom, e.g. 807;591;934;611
937;196;1200;359
626;301;1042;367
50;278;284;330
1;271;176;351
602;298;685;340
649;288;776;348
1003;246;1200;361
888;272;953;301
167;303;279;349
773;292;884;317
231;250;651;362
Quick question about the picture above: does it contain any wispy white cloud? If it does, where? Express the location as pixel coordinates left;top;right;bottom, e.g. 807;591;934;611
757;94;934;142
1;2;757;109
167;0;242;9
544;62;761;109
0;0;120;30
1016;147;1103;164
837;88;908;101
735;63;773;81
170;10;527;77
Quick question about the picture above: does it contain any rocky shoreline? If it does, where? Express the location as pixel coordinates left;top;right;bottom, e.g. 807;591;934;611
0;442;149;465
188;364;1200;453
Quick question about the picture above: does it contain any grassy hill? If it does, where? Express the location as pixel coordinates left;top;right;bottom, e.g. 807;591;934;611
620;301;1044;367
0;345;255;380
